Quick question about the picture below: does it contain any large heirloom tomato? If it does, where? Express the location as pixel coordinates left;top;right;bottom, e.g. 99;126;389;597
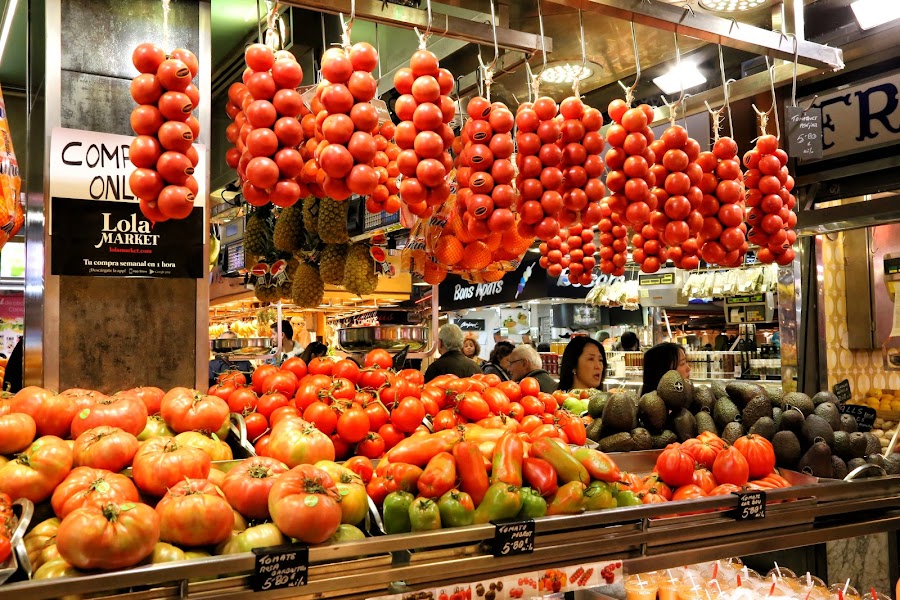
155;479;233;547
11;386;77;438
654;446;696;487
712;445;750;486
160;387;230;433
732;434;776;479
127;386;166;415
265;417;335;467
131;436;211;497
73;426;139;472
70;392;149;438
0;412;36;454
51;466;139;519
174;431;233;461
682;437;724;469
56;501;159;570
0;435;73;502
268;464;342;544
221;456;289;519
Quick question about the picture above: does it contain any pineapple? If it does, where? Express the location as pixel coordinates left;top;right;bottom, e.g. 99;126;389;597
320;244;348;285
317;198;350;244
273;204;304;252
302;196;319;236
291;263;325;308
343;243;379;296
244;208;273;257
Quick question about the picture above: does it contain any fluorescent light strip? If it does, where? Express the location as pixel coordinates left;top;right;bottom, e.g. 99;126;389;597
851;0;900;30
0;0;19;66
652;62;707;95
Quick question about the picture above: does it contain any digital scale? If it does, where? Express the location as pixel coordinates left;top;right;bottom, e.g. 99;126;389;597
724;292;776;324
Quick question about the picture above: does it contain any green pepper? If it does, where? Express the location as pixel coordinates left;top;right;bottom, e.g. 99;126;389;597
530;437;590;485
582;481;617;511
547;481;586;516
573;448;622;483
409;497;442;531
383;490;414;534
473;482;522;524
517;487;548;519
614;490;641;507
437;489;475;528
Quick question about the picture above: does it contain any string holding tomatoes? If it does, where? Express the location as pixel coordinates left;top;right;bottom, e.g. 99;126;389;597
744;135;797;265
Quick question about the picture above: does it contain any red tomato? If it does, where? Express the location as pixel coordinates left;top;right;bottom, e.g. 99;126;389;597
357;432;386;459
712;445;750;486
363;400;390;431
332;359;361;385
391;397;426;433
672;484;708;502
303;401;338;435
266;417;335;467
228;386;258;414
221;456;289;520
457;392;491;422
654;446;696;487
268;465;342;544
265;370;299;397
0;435;73;502
378;423;405;450
243;411;269;442
257;391;292;420
0;413;35;454
11;387;77;438
56;501;159;570
365;349;394;369
692;468;718;493
252;364;279;395
131;436;210;497
337;406;370;443
732;434;776;479
345;456;374;484
71;393;148;438
160;388;229;434
282;357;308;380
72;426;139;472
519;377;541;398
681;437;724;469
51;466;139;519
308;357;334;377
156;478;233;547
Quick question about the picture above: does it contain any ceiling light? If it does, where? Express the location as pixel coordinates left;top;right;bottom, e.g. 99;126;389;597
850;0;900;30
540;63;593;85
0;0;19;66
652;62;707;95
698;0;771;11
413;281;432;287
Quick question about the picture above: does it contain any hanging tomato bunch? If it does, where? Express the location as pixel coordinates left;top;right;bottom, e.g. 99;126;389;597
597;199;628;276
514;97;565;241
129;43;200;223
605;101;658;231
223;83;246;175
539;224;597;285
365;121;401;215
745;135;797;265
553;97;606;231
697;137;749;267
394;48;456;218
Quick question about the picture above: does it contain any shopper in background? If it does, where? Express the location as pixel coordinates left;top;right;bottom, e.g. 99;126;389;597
482;340;514;380
424;323;482;382
209;331;253;387
641;342;692;396
4;335;22;393
271;320;303;365
300;341;328;364
619;331;640;351
504;344;557;393
462;335;483;366
557;336;607;392
537;343;551;352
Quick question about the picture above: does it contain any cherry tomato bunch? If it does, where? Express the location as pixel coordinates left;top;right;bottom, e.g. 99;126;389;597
696;137;749;267
456;96;517;239
597;199;628;276
605;101;658;231
223;83;247;173
394;48;456;218
232;44;308;208
308;41;381;201
539;223;597;285
744;135;797;265
128;43;200;223
514;96;565;241
364;121;402;215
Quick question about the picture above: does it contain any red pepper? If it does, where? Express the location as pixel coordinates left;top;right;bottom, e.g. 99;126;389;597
522;457;559;497
452;440;490;506
492;431;524;487
417;451;457;498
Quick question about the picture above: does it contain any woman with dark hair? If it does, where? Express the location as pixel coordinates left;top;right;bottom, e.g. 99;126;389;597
462;336;483;366
481;341;514;380
300;341;328;364
557;336;607;392
641;342;691;396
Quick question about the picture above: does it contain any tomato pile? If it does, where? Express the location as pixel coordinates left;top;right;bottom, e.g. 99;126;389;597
0;493;12;565
744;134;798;265
128;43;200;223
696;137;749;267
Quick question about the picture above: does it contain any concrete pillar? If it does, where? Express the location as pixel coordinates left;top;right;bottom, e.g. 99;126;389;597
29;0;211;392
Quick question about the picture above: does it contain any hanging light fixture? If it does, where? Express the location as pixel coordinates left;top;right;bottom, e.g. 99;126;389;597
698;0;772;12
540;63;593;85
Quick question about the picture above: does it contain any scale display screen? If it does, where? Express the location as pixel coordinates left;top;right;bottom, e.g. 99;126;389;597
225;241;245;273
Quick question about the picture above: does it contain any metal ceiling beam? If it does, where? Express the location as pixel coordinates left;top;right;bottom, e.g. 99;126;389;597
280;0;552;55
546;0;843;70
796;195;900;236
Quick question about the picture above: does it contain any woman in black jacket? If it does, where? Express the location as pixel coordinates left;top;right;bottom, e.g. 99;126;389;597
481;341;514;381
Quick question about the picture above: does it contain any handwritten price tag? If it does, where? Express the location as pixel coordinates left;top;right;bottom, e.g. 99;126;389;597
732;490;766;520
838;404;877;432
251;544;309;592
785;106;823;160
491;520;535;557
832;379;852;403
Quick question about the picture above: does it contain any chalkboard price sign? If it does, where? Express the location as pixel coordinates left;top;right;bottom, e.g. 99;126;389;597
491;520;535;557
838;404;877;432
251;544;309;592
833;379;852;403
786;106;823;160
732;490;766;520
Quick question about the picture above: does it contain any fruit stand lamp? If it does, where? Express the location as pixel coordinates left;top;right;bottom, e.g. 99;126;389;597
652;62;707;95
850;0;900;30
698;0;772;11
540;63;593;85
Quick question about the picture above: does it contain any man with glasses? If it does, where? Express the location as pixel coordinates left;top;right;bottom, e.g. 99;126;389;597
503;345;557;393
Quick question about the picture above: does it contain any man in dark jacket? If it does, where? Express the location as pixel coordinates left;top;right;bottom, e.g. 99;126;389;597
505;344;557;393
424;324;481;382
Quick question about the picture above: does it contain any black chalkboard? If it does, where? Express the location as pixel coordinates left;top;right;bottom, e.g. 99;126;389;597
732;490;766;520
832;379;852;403
785;106;823;160
491;520;535;556
251;544;309;592
838;404;877;432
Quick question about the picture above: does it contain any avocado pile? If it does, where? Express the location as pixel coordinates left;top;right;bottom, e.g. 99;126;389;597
585;373;900;478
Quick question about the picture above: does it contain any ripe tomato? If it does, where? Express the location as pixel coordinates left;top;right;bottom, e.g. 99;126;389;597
257;391;292;420
11;386;77;438
227;386;258;414
221;456;289;520
308;357;334;377
131;436;211;497
345;456;374;484
519;377;541;398
336;406;370;443
243;411;268;442
57;501;159;570
156;478;233;547
363;400;390;431
692;468;718;493
266;417;335;467
72;426;139;472
160;388;229;434
51;466;139;519
265;370;299;397
357;432;386;459
654;446;695;487
332;359;361;384
366;349;394;369
732;434;776;479
71;392;148;438
132;42;166;74
303;401;337;435
391;397;426;433
0;435;73;502
712;445;750;486
269;465;341;543
681;438;723;469
252;364;279;395
0;412;36;454
457;392;490;421
378;423;405;451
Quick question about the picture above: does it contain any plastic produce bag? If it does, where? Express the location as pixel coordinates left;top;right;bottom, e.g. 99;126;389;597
0;83;23;249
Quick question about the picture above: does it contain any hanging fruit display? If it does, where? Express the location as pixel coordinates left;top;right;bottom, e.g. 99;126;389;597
365;121;402;215
129;43;200;223
697;136;749;267
744;135;797;265
597;199;628;276
514;96;564;242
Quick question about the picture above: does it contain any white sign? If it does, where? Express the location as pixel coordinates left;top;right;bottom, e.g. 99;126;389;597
798;71;900;162
49;127;206;205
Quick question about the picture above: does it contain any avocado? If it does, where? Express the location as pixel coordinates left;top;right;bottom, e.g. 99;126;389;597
631;427;653;451
749;417;777;441
695;411;718;436
801;414;835;448
598;432;635;453
773;431;802;468
812;391;839;406
813;402;841;431
742;397;774;428
600;392;637;436
713;398;741;429
847;458;867;474
721;421;745;445
586;419;604;443
651;430;678;449
587;392;610;418
848;432;868;458
832;431;853;460
783;392;815;417
797;441;833;478
657;370;692;410
638;392;668;433
772;406;783;427
726;382;768;407
671;408;698;442
712;381;728;400
864;433;881;456
779;407;806;433
768;386;785;408
839;414;858;433
692;386;716;413
831;456;848;480
865;453;885;469
883;454;900;476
